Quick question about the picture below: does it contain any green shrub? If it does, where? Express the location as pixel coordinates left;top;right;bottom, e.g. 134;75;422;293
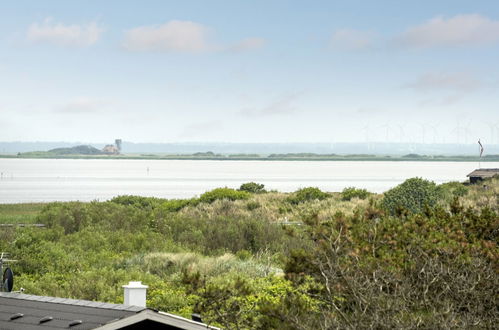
239;182;266;194
287;187;329;204
199;188;250;204
439;181;468;198
236;250;252;260
341;187;371;201
161;199;194;212
38;202;92;234
382;177;441;215
246;201;261;211
110;195;162;209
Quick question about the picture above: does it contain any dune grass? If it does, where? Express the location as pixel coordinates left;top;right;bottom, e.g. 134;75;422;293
0;203;45;224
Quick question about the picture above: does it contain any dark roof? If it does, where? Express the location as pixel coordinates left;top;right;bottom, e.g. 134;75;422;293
0;292;219;330
95;310;219;330
467;168;499;178
0;292;145;330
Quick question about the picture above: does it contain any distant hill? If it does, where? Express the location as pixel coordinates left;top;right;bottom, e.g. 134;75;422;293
49;145;104;155
2;141;499;156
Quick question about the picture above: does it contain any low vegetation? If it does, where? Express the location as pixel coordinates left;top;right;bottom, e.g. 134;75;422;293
10;150;499;161
341;186;371;201
239;182;267;194
0;203;45;224
286;187;330;204
0;178;497;329
382;177;441;215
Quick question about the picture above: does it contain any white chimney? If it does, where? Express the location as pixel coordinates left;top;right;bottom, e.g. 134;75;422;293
122;281;148;307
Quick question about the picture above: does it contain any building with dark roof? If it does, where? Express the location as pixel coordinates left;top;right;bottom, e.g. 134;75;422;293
467;168;499;184
0;292;218;330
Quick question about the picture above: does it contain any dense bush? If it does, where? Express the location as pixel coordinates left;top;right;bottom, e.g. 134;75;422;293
3;179;498;329
198;187;250;203
245;200;261;211
38;201;152;234
282;204;499;329
157;214;300;254
110;195;163;209
382;177;441;215
287;187;329;204
439;181;469;198
341;186;371;201
160;199;194;212
239;182;266;194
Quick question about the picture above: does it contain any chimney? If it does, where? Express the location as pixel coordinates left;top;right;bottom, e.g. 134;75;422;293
122;281;148;307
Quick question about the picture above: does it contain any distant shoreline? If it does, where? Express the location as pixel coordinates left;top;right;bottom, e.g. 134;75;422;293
1;153;498;162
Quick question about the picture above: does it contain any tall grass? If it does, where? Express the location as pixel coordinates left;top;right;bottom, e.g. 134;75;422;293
127;252;282;279
0;203;45;224
459;177;499;211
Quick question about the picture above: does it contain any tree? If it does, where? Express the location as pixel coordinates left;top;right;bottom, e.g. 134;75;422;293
382;177;440;215
239;182;266;194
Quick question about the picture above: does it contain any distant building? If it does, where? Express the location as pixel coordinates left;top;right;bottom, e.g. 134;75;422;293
115;139;122;153
102;144;119;155
467;168;499;184
102;139;122;155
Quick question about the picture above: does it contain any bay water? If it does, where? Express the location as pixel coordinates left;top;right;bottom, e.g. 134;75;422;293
0;159;495;203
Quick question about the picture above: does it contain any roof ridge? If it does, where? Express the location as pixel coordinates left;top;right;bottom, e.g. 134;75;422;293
0;292;145;312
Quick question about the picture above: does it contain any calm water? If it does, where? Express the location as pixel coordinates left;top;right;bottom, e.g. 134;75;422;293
0;159;494;203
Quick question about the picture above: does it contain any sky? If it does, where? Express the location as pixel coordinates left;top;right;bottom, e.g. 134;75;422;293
1;0;498;144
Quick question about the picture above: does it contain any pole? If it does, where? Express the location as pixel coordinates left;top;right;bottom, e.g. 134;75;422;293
0;253;4;291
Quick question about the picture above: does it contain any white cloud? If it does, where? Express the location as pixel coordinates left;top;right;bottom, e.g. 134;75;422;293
56;97;106;114
405;72;482;93
240;92;302;116
229;37;265;52
180;120;224;138
330;29;376;50
123;20;265;53
406;72;484;105
123;20;213;52
396;14;499;48
27;18;103;47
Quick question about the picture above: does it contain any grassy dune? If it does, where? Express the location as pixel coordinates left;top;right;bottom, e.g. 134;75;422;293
0;203;45;224
0;178;497;328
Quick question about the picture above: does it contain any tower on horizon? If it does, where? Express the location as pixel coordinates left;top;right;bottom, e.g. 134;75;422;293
115;139;122;153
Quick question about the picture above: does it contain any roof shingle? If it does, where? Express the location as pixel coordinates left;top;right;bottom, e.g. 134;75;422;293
0;292;145;330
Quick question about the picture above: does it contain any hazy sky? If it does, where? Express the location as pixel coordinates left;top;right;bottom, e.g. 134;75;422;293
1;0;498;144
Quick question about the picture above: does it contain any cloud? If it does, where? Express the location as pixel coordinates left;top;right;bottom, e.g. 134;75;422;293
180;120;223;137
395;14;499;48
27;18;103;47
330;29;377;50
406;72;484;105
55;97;106;114
240;92;302;116
405;72;482;93
123;20;213;52
123;20;265;53
228;37;265;52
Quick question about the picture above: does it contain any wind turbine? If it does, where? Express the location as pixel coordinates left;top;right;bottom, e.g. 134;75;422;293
484;121;495;145
398;124;406;143
453;119;462;145
419;123;427;144
463;120;472;145
493;122;499;145
380;123;391;143
363;123;371;151
427;122;440;144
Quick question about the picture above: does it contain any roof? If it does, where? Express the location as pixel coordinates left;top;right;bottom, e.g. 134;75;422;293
467;168;499;178
0;292;144;330
95;310;218;330
0;292;218;330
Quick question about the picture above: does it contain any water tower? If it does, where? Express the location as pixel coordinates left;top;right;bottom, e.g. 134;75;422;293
115;139;122;153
